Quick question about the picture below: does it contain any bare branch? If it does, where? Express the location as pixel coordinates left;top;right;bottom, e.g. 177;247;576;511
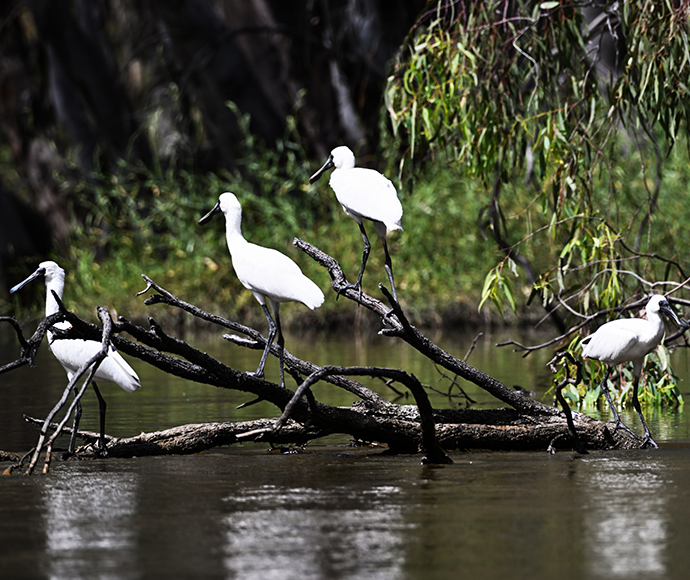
296;237;558;416
269;365;452;464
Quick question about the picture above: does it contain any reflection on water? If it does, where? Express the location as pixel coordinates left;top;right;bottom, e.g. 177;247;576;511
6;329;690;580
222;484;408;580
42;468;139;580
582;456;668;579
4;448;690;580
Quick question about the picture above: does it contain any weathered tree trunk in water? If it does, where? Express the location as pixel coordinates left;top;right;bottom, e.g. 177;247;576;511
25;406;635;460
1;241;645;475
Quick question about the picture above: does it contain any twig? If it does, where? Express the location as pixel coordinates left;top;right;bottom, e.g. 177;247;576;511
25;306;114;475
463;332;483;362
0;312;66;374
137;273;384;403
547;352;587;454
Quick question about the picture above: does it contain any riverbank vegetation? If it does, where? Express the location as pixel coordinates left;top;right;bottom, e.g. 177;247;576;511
4;118;504;329
2;0;690;465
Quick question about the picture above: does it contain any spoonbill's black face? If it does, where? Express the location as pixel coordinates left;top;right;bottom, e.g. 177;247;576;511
658;299;687;328
10;266;47;294
309;155;334;184
198;200;222;226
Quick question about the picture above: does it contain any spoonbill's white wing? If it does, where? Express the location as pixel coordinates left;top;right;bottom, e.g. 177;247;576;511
49;338;141;393
330;168;403;231
232;243;324;310
582;317;665;366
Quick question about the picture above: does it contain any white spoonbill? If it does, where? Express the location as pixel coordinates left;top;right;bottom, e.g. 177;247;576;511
581;294;686;448
309;146;403;302
10;261;140;454
198;192;324;387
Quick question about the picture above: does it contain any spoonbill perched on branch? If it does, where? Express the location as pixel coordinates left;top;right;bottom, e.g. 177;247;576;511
309;146;403;302
199;192;324;387
10;261;140;454
581;294;687;448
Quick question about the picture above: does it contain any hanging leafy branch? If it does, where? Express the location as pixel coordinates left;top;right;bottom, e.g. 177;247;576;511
385;0;690;404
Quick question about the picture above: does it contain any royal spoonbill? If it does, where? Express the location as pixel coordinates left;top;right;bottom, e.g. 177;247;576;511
10;261;140;454
198;192;324;387
309;146;403;302
581;294;686;448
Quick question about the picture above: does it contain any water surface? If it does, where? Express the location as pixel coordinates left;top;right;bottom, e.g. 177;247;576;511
2;328;690;580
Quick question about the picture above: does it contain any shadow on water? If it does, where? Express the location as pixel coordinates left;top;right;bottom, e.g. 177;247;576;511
3;328;690;579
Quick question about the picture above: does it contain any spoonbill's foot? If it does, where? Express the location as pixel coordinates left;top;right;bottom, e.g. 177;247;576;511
93;445;108;458
382;307;397;324
640;435;659;449
611;419;641;440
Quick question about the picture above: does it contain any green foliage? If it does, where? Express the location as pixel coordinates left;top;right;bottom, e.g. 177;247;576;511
54;131;330;324
6;104;502;327
386;1;690;310
385;0;690;406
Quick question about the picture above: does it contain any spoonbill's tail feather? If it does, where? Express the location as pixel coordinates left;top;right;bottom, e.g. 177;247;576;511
302;279;326;310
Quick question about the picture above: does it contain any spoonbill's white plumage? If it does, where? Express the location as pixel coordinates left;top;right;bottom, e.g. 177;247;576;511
309;146;403;302
581;294;686;448
10;261;140;454
199;192;324;387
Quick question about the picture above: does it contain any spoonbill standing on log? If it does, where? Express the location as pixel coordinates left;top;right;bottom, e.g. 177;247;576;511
198;192;324;387
10;261;141;454
581;294;687;448
309;146;403;302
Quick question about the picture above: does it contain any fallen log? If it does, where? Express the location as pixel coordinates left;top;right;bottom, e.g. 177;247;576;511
1;241;654;475
20;402;639;461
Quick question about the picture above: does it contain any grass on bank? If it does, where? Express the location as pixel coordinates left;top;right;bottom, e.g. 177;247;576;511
6;132;690;336
5;150;499;332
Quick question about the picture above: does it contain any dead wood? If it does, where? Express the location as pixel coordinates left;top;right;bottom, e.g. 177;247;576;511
22;404;639;460
1;241;652;474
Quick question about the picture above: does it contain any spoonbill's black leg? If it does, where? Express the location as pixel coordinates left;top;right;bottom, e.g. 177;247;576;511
252;304;277;380
599;367;640;440
92;381;108;454
631;377;658;449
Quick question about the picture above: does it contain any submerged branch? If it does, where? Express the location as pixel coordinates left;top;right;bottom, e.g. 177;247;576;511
1;240;655;473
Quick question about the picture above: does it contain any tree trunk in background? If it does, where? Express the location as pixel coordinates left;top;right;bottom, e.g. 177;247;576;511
0;0;425;270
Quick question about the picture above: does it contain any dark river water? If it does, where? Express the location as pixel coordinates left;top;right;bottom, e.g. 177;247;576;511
3;326;690;580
